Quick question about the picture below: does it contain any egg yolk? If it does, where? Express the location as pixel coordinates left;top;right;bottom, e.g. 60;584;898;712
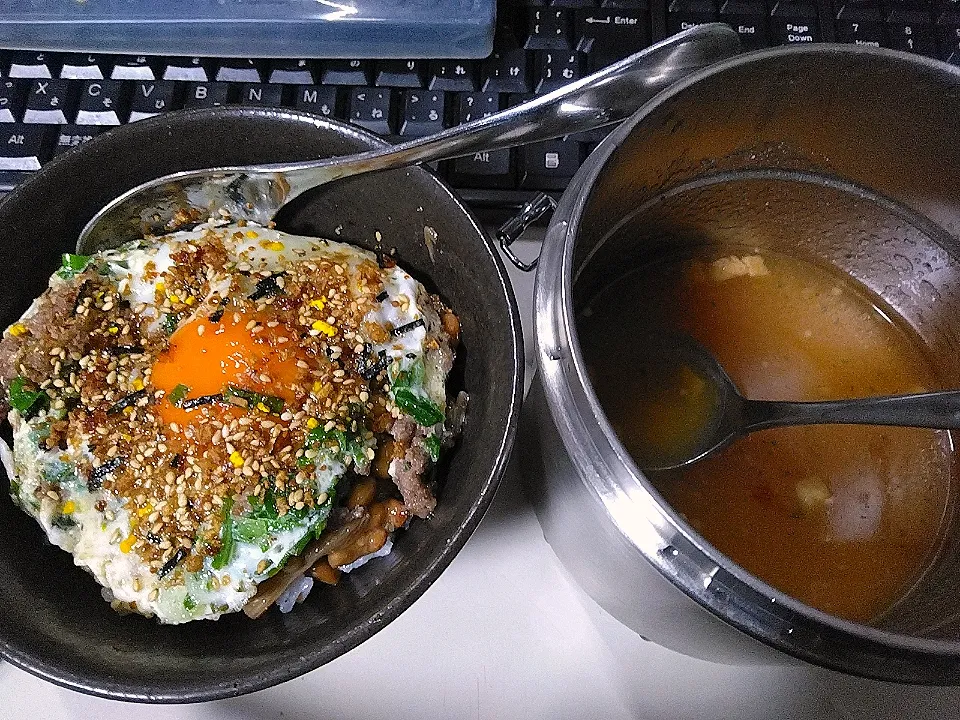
151;309;307;435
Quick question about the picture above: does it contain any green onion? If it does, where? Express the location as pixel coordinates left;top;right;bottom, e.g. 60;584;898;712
168;383;190;407
161;313;181;336
303;425;367;467
211;496;235;570
424;434;441;463
393;388;444;426
56;253;91;279
222;385;284;414
183;594;197;611
9;376;45;415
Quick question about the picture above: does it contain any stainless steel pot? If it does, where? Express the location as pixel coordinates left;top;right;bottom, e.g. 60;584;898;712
524;45;960;684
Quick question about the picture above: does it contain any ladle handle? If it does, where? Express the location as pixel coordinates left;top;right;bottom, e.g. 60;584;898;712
742;390;960;431
275;23;741;200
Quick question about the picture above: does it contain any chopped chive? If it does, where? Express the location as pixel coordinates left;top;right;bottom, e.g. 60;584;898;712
393;388;444;426
183;594;197;611
8;376;45;415
424;434;441;463
212;497;235;570
168;383;190;407
222;385;283;414
161;313;181;336
57;253;91;279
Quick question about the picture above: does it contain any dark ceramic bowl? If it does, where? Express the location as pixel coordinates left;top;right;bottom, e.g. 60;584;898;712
0;108;523;702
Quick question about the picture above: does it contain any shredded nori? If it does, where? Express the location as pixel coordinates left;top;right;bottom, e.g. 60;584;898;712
391;318;425;336
248;274;285;302
72;280;91;313
376;290;388;302
88;456;124;491
169;453;182;468
104;345;144;356
208;297;229;322
106;389;147;415
180;393;223;410
357;348;389;380
158;547;188;578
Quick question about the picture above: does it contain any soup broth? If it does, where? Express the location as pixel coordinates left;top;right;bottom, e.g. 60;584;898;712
580;249;953;623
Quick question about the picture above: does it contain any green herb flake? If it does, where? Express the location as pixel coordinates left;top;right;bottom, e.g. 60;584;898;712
222;385;284;414
393;388;444;426
211;496;235;570
168;383;190;407
161;313;181;336
52;514;76;530
56;253;91;279
424;434;441;463
183;594;197;611
9;376;46;415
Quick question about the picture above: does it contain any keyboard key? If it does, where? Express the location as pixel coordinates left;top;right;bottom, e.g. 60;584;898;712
54;124;107;156
481;47;530;92
294;85;339;117
535;51;583;92
770;17;822;41
769;0;819;16
8;51;59;79
0;80;27;123
601;0;649;7
552;0;597;7
575;10;651;70
75;80;130;125
888;22;936;52
268;59;315;84
667;12;719;33
129;81;179;120
399;90;446;137
836;0;883;19
111;56;157;80
348;87;393;135
0;124;53;170
215;59;265;83
162;57;212;82
239;83;284;107
836;19;887;43
722;14;771;48
429;60;478;91
670;0;717;11
451;149;514;187
885;0;931;22
520;138;581;189
320;60;372;86
60;54;107;80
525;8;575;49
375;60;428;88
455;92;500;123
24;80;76;124
184;82;231;108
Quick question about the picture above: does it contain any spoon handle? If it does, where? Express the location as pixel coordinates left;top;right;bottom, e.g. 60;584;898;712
742;390;960;431
275;24;741;201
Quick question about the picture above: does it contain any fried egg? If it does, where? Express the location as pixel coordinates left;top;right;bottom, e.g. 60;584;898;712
1;221;456;623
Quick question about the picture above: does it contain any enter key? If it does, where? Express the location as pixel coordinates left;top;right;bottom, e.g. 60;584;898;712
575;10;652;72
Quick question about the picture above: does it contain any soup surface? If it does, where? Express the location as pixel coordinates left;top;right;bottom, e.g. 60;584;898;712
580;249;953;622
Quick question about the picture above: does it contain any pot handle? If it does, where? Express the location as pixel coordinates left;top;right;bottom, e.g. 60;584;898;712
497;192;559;272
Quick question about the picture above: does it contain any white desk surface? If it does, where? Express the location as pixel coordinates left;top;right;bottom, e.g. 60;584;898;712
2;239;960;720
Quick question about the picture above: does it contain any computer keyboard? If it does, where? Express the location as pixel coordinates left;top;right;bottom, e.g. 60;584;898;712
0;0;951;217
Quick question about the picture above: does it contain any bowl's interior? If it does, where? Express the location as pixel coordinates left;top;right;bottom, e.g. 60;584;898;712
0;108;522;701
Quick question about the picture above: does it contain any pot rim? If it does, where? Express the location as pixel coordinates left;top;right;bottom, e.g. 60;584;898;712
534;43;960;684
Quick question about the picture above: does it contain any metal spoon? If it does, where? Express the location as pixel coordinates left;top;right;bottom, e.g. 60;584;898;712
636;332;960;472
76;23;740;255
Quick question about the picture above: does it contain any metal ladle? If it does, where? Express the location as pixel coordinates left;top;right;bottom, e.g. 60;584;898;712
639;332;960;472
76;24;741;255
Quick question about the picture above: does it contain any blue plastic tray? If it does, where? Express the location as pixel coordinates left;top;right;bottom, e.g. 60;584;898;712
0;0;496;59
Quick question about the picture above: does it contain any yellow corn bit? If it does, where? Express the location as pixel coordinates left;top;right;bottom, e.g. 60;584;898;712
132;378;145;391
309;298;326;310
245;230;259;239
229;451;244;468
61;500;76;515
260;240;284;251
306;417;319;430
256;401;269;413
119;534;136;553
108;326;119;334
137;504;153;517
185;295;196;306
8;323;27;337
312;320;336;336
